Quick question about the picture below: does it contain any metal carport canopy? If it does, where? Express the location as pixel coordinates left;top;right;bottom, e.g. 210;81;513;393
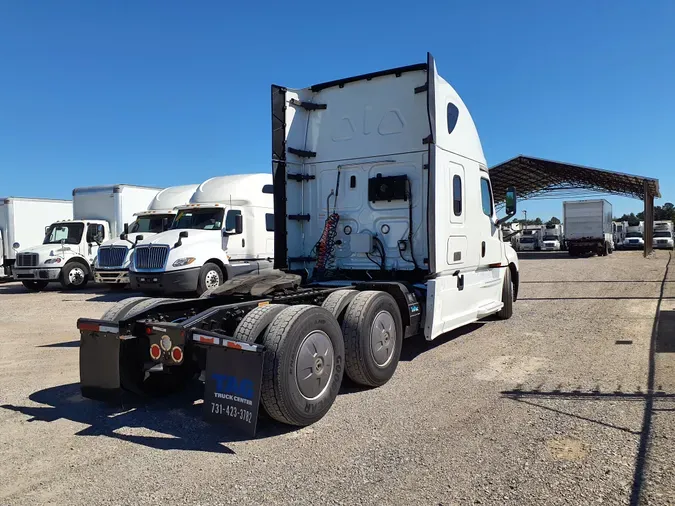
489;155;661;256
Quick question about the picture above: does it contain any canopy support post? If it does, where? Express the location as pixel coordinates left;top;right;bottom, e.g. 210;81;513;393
643;180;654;257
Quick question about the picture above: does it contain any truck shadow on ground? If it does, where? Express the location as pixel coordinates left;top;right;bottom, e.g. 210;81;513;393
399;323;485;362
0;381;296;454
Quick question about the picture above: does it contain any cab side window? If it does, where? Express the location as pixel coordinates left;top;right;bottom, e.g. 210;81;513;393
86;224;105;243
480;178;494;217
452;175;462;216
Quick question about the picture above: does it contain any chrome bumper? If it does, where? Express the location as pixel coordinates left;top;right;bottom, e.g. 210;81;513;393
13;267;61;281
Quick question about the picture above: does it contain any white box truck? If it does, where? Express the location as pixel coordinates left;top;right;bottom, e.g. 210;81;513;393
94;184;199;287
0;197;73;278
623;222;644;249
518;225;542;251
541;223;564;251
13;185;160;291
78;53;521;431
613;220;628;249
653;221;674;250
564;200;614;256
129;174;274;295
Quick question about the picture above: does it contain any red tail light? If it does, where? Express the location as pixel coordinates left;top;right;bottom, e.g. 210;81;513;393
149;344;162;360
171;347;183;363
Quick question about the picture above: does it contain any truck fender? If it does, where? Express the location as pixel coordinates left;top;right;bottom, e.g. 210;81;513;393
64;256;92;275
509;263;519;301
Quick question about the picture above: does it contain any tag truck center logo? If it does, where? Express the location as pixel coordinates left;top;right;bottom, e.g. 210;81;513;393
211;374;254;406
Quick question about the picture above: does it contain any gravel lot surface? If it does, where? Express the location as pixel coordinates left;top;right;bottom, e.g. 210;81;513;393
0;250;673;506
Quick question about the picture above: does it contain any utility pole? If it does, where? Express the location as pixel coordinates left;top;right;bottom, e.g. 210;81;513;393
523;210;528;224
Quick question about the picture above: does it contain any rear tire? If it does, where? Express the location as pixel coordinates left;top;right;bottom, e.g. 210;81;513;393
260;305;345;426
21;280;49;291
341;291;403;387
196;262;223;296
497;268;514;320
232;304;289;343
100;296;151;321
321;289;358;323
60;262;89;290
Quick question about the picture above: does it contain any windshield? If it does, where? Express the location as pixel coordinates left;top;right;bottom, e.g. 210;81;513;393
654;231;672;238
520;237;536;243
626;232;643;238
543;236;558;241
130;214;173;234
171;208;224;230
43;223;84;245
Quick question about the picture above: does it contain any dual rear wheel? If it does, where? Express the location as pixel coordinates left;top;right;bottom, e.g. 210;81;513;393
232;290;403;426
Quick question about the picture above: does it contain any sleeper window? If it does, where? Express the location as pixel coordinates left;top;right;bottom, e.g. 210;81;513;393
480;178;494;217
452;175;462;216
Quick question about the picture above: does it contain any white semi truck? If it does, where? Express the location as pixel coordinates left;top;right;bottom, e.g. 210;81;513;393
129;174;274;296
541;223;564;251
94;184;199;287
564;200;614;256
77;53;520;431
653;221;674;250
13;185;160;291
624;222;644;250
0;197;73;279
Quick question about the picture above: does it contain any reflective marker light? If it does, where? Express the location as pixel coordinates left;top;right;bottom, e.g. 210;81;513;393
171;347;183;363
149;344;162;360
160;335;172;351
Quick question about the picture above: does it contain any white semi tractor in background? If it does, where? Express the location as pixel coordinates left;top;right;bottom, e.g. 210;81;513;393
541;223;564;251
564;199;614;256
94;184;199;288
624;221;644;250
613;221;628;249
653;221;674;250
0;197;73;279
78;54;521;431
13;185;160;290
129;174;274;296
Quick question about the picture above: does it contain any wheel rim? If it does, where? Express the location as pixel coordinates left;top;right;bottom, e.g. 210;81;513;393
370;310;396;368
295;330;334;400
69;267;85;285
204;270;220;289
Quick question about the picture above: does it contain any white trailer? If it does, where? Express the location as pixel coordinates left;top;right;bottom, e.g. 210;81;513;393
129;174;274;296
13;185;160;290
541;223;564;251
78;54;521;430
0;197;73;278
94;184;199;287
652;221;674;250
563;200;614;256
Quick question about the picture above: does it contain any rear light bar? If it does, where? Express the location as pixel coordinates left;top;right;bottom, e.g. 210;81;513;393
77;321;119;333
192;332;259;352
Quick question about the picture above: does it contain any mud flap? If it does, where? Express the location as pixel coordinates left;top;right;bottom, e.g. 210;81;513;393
194;329;264;437
79;328;122;400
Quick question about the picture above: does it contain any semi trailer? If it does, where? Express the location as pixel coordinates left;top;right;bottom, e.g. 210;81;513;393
128;174;274;296
0;197;72;278
94;184;199;287
13;185;160;290
564;200;614;256
77;54;520;433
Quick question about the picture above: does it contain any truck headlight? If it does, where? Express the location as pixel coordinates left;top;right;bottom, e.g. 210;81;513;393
172;257;196;267
44;258;62;264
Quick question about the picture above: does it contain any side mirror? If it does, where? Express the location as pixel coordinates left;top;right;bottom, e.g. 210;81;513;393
262;184;274;194
120;233;127;241
174;230;188;248
135;235;144;245
234;214;243;235
123;223;129;236
45;226;50;235
497;187;517;225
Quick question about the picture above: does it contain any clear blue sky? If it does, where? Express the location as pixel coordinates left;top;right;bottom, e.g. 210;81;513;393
1;1;673;220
